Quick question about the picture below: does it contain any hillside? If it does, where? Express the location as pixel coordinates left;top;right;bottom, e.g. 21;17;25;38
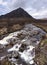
0;8;32;19
0;8;47;37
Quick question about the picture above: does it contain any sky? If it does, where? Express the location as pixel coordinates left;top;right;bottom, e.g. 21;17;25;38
0;0;47;19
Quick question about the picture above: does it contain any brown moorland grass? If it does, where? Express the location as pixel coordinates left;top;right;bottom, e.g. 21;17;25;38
0;18;47;39
33;23;47;32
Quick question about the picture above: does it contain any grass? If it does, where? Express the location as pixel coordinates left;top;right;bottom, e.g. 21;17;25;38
35;53;47;65
34;22;47;65
40;38;47;47
35;33;47;65
44;39;47;43
33;23;47;32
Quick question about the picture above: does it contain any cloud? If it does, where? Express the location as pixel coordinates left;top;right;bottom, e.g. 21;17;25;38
0;0;11;15
8;0;37;9
31;8;47;19
0;0;7;5
0;0;47;19
8;0;27;10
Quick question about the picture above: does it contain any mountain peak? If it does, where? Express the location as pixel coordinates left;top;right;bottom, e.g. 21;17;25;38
0;8;33;18
17;7;23;10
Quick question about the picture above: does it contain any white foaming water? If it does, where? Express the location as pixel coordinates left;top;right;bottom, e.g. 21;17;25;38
0;56;6;60
19;45;35;64
0;31;20;45
8;44;21;52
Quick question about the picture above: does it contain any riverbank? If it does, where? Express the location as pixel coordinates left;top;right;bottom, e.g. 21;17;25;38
34;24;47;65
33;23;47;33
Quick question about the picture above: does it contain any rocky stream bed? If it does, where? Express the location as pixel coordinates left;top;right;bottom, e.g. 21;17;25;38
0;24;47;65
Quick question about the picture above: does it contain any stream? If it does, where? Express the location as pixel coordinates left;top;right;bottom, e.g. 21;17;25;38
0;24;46;65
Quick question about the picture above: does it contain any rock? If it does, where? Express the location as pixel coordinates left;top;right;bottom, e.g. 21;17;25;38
0;27;7;35
17;33;25;40
12;24;23;31
0;44;5;49
19;43;27;52
0;44;5;52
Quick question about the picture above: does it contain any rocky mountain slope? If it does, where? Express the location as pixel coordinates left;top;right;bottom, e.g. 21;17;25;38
0;8;32;19
0;23;46;65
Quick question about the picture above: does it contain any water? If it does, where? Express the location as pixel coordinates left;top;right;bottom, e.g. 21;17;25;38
0;24;46;65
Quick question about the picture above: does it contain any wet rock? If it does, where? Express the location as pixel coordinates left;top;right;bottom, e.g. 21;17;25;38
0;44;5;52
19;44;27;52
0;44;5;49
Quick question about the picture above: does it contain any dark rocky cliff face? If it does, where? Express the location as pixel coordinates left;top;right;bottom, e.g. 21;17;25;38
0;8;32;19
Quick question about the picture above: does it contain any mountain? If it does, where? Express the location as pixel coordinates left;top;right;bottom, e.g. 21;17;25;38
0;8;32;19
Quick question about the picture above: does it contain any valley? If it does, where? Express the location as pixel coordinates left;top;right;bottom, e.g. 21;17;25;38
0;8;47;65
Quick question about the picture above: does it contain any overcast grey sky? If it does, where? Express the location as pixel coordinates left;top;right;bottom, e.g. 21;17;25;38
0;0;47;19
